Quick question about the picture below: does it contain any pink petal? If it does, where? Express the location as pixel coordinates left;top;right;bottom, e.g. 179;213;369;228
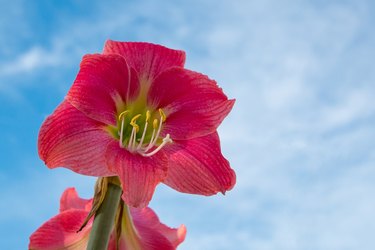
128;223;176;250
131;207;187;248
105;142;168;208
109;207;185;250
67;53;140;125
103;40;186;85
148;67;235;140
29;209;91;250
38;101;114;176
60;188;92;213
152;224;186;248
163;132;236;195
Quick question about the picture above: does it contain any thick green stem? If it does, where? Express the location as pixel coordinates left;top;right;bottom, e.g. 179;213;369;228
87;182;122;250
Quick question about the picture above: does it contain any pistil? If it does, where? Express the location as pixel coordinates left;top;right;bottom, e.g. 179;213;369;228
141;134;172;157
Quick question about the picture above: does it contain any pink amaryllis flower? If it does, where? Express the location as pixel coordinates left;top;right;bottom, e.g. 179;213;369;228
38;40;236;208
29;188;186;250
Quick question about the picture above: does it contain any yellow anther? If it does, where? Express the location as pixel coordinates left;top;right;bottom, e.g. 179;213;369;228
153;119;158;129
118;110;130;121
146;110;151;122
159;108;166;122
130;114;142;132
130;114;142;123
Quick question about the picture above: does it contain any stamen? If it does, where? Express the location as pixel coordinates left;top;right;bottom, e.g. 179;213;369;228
144;119;159;151
136;110;150;150
153;119;158;129
118;110;130;121
144;110;166;152
146;110;150;122
144;127;156;151
130;114;142;132
150;117;163;147
128;127;137;150
131;126;137;150
118;110;130;148
119;118;125;148
159;108;166;122
142;118;158;151
141;134;172;157
137;121;148;150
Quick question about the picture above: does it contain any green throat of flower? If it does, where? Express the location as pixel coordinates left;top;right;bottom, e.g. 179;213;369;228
112;107;172;157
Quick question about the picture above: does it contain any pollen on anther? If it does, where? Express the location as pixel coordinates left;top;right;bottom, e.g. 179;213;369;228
130;114;142;132
159;108;166;122
118;110;130;121
146;110;151;122
153;119;158;129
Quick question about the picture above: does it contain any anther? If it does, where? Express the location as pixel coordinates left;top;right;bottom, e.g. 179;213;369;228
146;110;150;122
118;110;130;148
153;119;158;129
159;108;166;122
118;110;130;121
130;114;142;132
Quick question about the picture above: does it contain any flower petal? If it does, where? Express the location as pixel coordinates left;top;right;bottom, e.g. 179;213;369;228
150;224;186;249
131;207;187;248
29;210;91;250
103;40;186;84
60;188;92;213
38;101;114;176
163;132;236;195
148;67;235;140
126;224;176;250
66;53;140;125
105;142;168;208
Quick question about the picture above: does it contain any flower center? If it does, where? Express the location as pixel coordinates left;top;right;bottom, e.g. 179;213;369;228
117;108;172;157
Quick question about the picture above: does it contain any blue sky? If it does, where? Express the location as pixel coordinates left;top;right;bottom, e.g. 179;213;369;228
1;0;375;249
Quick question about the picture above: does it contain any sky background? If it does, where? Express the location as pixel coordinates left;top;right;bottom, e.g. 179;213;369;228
1;0;374;249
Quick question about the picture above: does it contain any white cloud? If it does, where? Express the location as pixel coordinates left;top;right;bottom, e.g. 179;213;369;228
0;46;61;75
189;1;375;249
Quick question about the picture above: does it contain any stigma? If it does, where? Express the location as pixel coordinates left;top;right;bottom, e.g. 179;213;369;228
117;108;172;157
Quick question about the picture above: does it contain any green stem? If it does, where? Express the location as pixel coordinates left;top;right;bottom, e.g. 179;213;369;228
87;182;122;250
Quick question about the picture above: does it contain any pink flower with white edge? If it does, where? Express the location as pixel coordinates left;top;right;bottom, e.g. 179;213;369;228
38;41;236;208
29;188;186;250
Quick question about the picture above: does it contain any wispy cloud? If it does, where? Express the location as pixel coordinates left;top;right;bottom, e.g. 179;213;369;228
199;1;375;249
0;46;62;75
